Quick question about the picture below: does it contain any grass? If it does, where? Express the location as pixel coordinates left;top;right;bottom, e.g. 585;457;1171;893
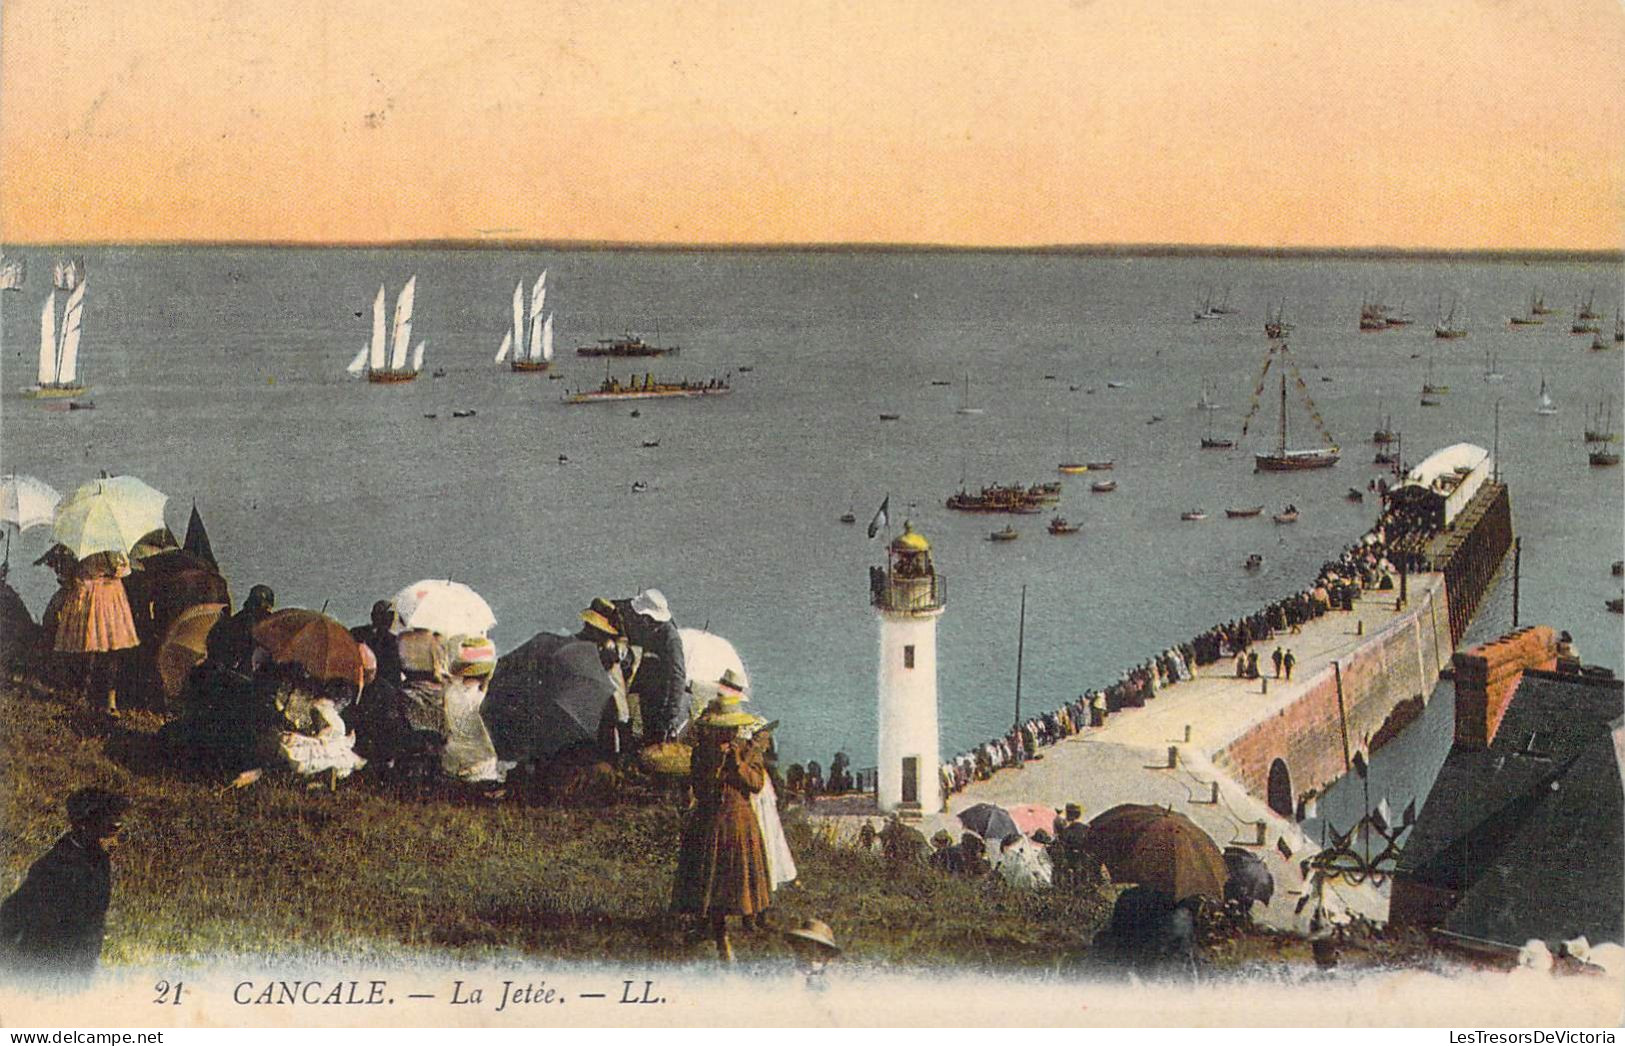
2;673;1120;971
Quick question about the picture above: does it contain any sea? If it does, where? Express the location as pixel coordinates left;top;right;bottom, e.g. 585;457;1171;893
2;247;1621;791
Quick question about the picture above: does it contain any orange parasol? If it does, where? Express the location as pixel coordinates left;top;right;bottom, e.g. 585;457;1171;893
156;602;226;699
1085;803;1228;902
251;608;366;693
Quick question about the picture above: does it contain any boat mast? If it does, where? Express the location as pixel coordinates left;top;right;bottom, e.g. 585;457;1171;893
1278;370;1288;455
1013;585;1027;729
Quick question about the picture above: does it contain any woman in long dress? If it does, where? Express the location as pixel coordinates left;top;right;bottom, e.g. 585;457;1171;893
439;635;509;788
672;688;772;961
266;676;367;781
53;551;139;715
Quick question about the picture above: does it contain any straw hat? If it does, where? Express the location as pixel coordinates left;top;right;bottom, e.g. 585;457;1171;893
579;608;620;638
630;588;672;622
783;918;841;955
699;692;755;728
449;635;496;678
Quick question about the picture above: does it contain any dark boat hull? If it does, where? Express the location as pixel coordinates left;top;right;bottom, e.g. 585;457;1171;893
1254;450;1339;471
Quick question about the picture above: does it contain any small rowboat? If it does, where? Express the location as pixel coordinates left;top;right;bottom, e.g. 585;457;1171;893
1180;509;1209;521
1048;516;1080;535
1086;461;1114;470
1058;463;1090;475
1273;507;1300;524
1226;505;1264;518
989;525;1019;542
879;413;901;421
1244;554;1264;570
1090;480;1118;493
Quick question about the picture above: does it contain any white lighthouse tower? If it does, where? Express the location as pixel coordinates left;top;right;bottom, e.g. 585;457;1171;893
870;521;945;816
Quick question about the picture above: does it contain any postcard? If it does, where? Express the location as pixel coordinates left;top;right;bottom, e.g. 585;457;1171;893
1;0;1621;1030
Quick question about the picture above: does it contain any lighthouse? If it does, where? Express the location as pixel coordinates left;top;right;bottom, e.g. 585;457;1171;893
870;521;945;816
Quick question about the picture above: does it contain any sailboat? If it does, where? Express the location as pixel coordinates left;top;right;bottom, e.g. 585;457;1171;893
0;254;24;291
1586;400;1619;466
1534;374;1558;416
1531;289;1556;316
51;258;84;292
1193;289;1224;321
1434;296;1467;339
1359;298;1388;331
955;373;984;415
1372;398;1396;444
1483;351;1504;382
1244;343;1339;471
1509;289;1543;326
1213;286;1241;315
1384;300;1413;327
1422;357;1449;396
1572;297;1601;335
1200;386;1233;449
26;282;89;399
1057;419;1088;474
493;271;553;372
1263;299;1293;339
346;277;426;383
1578;291;1600;321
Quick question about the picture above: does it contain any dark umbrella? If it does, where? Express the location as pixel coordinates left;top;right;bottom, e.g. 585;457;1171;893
957;802;1020;843
251;608;365;692
1086;803;1228;902
482;632;616;763
1222;846;1275;908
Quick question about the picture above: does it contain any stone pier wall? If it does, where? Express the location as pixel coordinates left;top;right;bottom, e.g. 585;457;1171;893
1211;576;1454;810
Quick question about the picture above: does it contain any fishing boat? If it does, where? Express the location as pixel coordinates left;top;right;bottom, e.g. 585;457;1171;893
1026;481;1062;504
1608;598;1623;614
1535;374;1558;417
1085;461;1114;470
1200;397;1234;449
1531;289;1556;316
1422;357;1449;396
51;257;84;292
1372;402;1397;444
947;483;1045;514
0;254;24;291
1226;505;1264;518
25;282;89;399
1244;553;1264;570
564;372;732;404
494;271;553;372
346;278;426;383
1193;289;1224;321
1180;509;1209;522
1434;296;1467;339
1572;299;1601;334
1510;290;1544;325
641;439;661;449
1089;480;1117;493
576;331;678;357
955;373;984;415
1359;299;1388;331
879;413;901;421
1594;331;1612;352
988;524;1019;542
1579;291;1600;321
1346;487;1365;502
1047;516;1080;535
839;505;857;524
1385;301;1413;327
1586;400;1619;466
1272;505;1300;524
1484;352;1505;382
1246;343;1339;471
1058;419;1089;474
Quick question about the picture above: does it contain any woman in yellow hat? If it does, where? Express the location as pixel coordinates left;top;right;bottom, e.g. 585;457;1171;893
671;677;772;961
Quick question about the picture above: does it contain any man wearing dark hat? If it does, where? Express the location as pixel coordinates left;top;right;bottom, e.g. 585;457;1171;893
351;600;404;691
206;583;276;674
613;588;686;743
0;788;130;976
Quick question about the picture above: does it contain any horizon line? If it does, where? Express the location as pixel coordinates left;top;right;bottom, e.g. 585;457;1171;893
2;238;1621;261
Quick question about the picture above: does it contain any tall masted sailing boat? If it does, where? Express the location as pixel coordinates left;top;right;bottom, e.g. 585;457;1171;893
493;271;554;372
1242;342;1339;471
52;258;85;292
27;282;89;399
346;278;426;383
0;254;25;291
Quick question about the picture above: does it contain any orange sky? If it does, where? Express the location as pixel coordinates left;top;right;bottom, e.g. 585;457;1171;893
2;0;1622;249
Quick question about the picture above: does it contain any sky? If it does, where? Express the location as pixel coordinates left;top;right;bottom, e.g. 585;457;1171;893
1;0;1622;249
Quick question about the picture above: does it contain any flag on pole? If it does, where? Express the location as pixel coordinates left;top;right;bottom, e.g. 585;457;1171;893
867;495;890;539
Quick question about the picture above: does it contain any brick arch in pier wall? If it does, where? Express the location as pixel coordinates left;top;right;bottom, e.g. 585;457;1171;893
1210;580;1453;809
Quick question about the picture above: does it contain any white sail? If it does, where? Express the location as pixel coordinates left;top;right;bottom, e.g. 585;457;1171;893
531;270;547;323
511;281;526;360
528;301;546;362
0;256;23;290
37;292;57;385
390;276;416;371
56;281;87;384
368;285;387;371
410;341;426;373
494;330;512;363
541;312;554;362
346;344;369;375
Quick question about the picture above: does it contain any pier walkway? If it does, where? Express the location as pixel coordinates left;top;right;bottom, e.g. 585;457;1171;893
918;572;1450;932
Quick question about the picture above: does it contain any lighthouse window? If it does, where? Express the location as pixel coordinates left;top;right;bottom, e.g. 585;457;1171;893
903;645;915;669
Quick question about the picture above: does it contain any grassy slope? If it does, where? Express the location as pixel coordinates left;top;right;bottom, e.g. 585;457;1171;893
1;678;1116;970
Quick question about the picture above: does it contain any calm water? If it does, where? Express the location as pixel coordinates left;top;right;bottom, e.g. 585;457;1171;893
2;247;1621;767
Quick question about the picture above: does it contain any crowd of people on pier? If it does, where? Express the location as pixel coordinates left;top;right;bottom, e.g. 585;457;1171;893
932;519;1406;801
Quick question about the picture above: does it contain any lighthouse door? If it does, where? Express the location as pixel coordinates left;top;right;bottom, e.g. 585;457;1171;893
901;757;919;804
